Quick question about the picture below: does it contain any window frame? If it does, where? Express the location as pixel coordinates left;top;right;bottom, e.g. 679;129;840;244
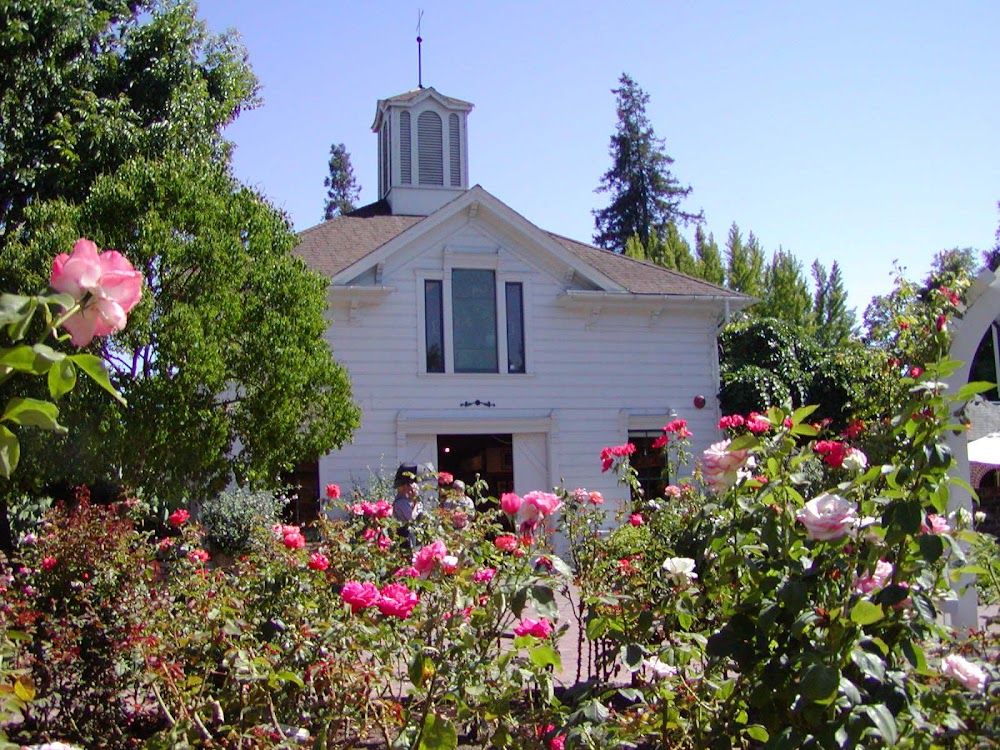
417;256;529;376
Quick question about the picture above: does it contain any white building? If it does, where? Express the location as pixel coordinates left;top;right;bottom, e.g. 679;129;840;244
294;85;752;509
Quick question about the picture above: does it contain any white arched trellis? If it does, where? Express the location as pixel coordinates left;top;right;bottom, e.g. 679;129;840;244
944;268;1000;628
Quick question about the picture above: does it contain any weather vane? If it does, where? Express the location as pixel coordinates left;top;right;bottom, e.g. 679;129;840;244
416;9;424;89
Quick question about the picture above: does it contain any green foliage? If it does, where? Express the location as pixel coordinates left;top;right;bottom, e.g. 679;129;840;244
812;259;857;347
593;73;702;252
694;225;726;286
322;142;360;220
198;486;288;555
0;0;360;509
760;247;812;327
725;223;766;296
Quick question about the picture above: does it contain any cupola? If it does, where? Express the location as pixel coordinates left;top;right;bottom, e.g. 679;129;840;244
372;87;473;216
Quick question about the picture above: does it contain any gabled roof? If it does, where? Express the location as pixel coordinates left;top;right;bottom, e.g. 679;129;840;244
372;87;474;130
294;190;748;301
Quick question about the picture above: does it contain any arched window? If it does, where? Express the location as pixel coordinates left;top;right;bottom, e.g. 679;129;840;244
449;113;461;187
417;110;444;185
399;111;412;185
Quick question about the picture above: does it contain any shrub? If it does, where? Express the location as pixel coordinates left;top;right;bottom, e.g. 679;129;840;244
197;486;288;555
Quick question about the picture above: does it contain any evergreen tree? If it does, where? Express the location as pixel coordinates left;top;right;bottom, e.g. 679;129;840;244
323;142;360;220
624;233;647;261
593;73;702;252
694;226;726;286
663;222;697;276
725;223;765;296
812;260;856;347
760;248;812;327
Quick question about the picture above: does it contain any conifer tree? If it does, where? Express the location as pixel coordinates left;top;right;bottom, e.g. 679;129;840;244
593;73;702;252
694;226;726;285
725;223;765;295
811;260;856;346
663;222;697;275
323;142;360;220
761;248;812;327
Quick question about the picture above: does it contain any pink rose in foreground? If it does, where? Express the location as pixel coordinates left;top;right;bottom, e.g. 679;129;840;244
168;508;190;527
514;617;553;638
921;514;951;535
283;531;306;550
796;493;857;541
307;552;329;571
589;491;604;505
521;490;563;522
325;483;341;499
50;238;143;346
853;559;893;594
629;513;643;527
341;580;380;613
941;654;987;692
413;540;448;575
377;582;419;619
745;412;771;434
550;735;566;750
500;492;523;515
701;439;752;491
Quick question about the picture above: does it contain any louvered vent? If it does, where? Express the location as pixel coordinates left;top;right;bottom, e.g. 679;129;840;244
380;122;390;195
399;111;411;184
417;111;444;185
449;114;461;187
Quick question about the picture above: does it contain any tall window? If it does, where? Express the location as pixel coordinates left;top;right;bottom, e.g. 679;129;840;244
452;269;497;373
629;430;668;502
423;269;526;374
425;280;445;372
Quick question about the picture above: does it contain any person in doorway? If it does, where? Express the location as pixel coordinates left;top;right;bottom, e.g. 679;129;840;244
393;463;422;548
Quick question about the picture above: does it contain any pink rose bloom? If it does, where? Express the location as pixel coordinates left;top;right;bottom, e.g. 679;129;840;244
308;552;330;571
50;238;143;346
550;736;566;750
521;490;563;522
629;513;643;527
664;485;682;499
377;582;419;619
438;471;454;485
718;414;746;430
441;555;459;574
664;419;691;437
746;412;771;434
494;534;518;552
325;483;341;499
189;549;210;563
377;534;392;551
941;654;988;692
701;439;752;491
796;493;857;541
500;492;523;515
514;617;553;638
373;499;393;518
600;443;636;472
413;540;448;575
473;567;496;583
921;514;951;534
360;501;377;516
350;503;365;515
283;531;306;550
394;566;420;578
341;580;380;613
572;488;588;502
362;527;377;541
589;491;604;505
853;559;894;594
168;508;190;526
41;556;57;572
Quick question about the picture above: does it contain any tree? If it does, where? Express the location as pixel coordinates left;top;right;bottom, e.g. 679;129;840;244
593;73;702;252
759;248;811;327
725;223;765;296
0;0;360;523
812;260;856;347
694;226;726;286
322;142;360;220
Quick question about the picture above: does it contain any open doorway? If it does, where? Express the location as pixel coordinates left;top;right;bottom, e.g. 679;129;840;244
437;434;514;497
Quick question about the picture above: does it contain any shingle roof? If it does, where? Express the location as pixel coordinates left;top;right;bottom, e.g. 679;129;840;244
295;203;745;299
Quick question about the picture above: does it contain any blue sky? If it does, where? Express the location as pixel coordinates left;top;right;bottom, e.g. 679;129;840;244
196;1;999;315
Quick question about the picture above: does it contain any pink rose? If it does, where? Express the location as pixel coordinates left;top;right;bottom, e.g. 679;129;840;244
550;735;566;750
373;499;392;518
168;508;190;527
308;552;329;571
473;567;496;583
589;491;604;505
746;412;771;434
283;531;306;550
941;654;987;692
438;471;454;485
701;439;752;491
325;483;341;499
377;534;392;551
664;485;682;499
521;490;563;522
49;238;143;346
377;582;419;619
500;492;523;515
341;580;380;613
41;556;57;572
796;493;857;541
853;559;893;594
394;566;420;578
441;555;459;574
514;617;553;638
494;534;518;552
413;540;448;575
921;514;951;535
629;513;643;527
600;443;636;472
189;549;210;563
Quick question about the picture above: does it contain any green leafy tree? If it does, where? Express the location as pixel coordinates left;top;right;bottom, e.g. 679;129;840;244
759;248;812;327
694;226;726;286
0;1;359;513
593;73;702;252
724;223;764;296
812;260;856;347
322;142;360;220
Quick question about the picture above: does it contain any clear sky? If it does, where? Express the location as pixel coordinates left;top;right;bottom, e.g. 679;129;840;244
195;0;999;316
